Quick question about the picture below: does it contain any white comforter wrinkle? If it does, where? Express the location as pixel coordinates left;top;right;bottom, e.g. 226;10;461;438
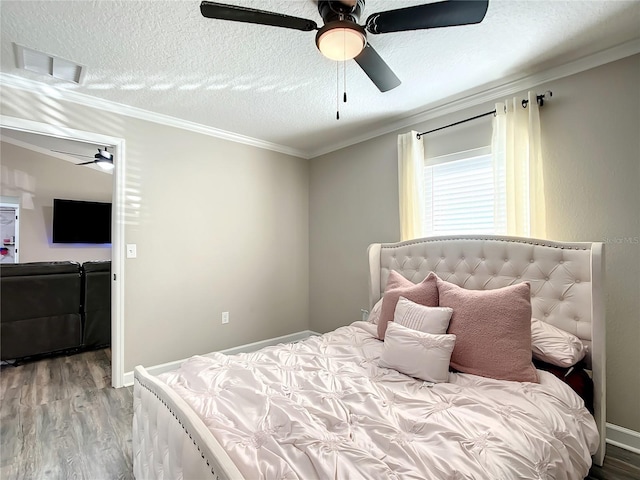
159;323;598;480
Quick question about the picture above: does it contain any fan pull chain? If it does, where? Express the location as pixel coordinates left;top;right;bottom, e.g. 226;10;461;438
343;29;347;104
336;60;340;120
343;61;347;103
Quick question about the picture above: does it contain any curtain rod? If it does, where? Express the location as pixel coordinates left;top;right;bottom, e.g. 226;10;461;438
416;91;552;139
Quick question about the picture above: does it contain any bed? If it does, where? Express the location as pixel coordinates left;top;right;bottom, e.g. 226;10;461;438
133;235;605;479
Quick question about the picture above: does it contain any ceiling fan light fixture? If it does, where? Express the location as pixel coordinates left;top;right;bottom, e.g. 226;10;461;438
316;21;366;61
96;160;115;171
95;148;114;170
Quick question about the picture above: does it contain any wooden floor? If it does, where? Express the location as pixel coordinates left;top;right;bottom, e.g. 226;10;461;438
588;444;640;480
1;350;639;480
0;349;133;480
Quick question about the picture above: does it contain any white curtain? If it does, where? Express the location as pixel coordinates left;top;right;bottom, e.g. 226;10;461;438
397;131;425;241
491;91;546;238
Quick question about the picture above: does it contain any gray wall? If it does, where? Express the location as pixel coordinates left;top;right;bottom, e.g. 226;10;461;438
309;54;640;432
1;85;310;372
0;141;113;263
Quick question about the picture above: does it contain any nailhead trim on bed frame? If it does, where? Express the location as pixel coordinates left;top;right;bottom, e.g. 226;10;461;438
136;378;220;479
379;236;591;251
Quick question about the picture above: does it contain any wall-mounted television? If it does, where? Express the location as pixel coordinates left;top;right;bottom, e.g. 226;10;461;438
52;198;112;244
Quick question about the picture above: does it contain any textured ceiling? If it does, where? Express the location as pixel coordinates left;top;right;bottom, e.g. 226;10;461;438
1;0;639;157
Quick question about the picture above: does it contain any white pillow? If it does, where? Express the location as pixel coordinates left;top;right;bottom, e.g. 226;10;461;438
393;296;453;334
379;322;456;383
368;299;384;325
531;318;586;367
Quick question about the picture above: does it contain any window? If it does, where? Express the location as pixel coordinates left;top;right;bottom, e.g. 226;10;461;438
423;146;506;236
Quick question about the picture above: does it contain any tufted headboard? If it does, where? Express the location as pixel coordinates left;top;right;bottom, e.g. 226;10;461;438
368;235;606;465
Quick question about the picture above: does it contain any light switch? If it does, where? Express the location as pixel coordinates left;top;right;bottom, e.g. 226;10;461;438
126;244;137;258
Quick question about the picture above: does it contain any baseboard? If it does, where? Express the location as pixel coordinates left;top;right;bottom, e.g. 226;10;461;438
123;330;319;386
210;330;320;356
606;423;640;455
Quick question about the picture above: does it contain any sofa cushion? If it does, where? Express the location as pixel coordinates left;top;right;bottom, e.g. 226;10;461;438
1;261;84;360
0;261;80;277
82;260;111;274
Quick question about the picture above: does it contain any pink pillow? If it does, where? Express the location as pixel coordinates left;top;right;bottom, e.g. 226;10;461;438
437;278;538;383
377;271;438;340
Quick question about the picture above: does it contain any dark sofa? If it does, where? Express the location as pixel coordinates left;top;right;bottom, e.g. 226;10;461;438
1;260;112;361
1;261;83;360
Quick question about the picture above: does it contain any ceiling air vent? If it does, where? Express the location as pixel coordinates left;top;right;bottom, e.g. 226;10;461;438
14;43;85;84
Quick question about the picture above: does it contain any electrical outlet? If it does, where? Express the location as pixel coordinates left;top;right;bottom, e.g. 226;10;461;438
221;311;229;324
361;309;369;321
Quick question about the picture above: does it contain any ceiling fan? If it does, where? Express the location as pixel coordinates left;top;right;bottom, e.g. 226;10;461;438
52;147;115;170
200;0;489;92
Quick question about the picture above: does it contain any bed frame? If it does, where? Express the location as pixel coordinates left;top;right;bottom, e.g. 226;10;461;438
368;235;606;466
133;235;605;479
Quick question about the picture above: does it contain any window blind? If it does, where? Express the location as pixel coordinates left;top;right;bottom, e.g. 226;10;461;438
423;147;506;236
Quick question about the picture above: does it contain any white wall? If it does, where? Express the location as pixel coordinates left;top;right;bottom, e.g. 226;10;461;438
0;84;310;372
309;54;640;433
0;141;112;263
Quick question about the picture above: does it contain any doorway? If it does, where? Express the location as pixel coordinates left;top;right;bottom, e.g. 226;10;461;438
0;200;19;263
0;116;125;387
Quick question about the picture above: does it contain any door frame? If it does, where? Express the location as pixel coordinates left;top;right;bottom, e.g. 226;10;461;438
0;201;20;263
0;115;126;387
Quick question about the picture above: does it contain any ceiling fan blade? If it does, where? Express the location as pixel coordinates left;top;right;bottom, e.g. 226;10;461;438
354;44;401;92
52;150;93;158
365;0;489;34
200;1;317;32
75;161;95;166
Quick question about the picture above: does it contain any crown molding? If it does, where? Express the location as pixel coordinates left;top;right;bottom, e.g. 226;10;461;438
2;37;639;161
0;73;309;159
307;38;640;158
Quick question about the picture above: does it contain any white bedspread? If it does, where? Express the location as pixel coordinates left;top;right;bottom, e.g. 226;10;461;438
159;322;599;480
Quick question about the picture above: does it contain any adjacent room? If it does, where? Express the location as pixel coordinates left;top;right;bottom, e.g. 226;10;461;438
0;0;638;479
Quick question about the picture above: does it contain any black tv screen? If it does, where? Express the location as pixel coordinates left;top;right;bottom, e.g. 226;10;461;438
52;199;112;244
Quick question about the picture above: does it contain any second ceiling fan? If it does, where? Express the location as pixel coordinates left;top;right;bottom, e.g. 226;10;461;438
200;0;489;92
53;147;114;170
